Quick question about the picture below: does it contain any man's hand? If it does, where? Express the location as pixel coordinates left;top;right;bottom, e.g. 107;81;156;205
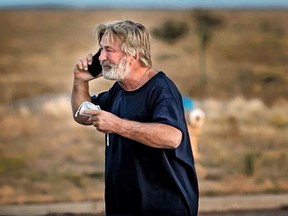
84;109;121;133
74;53;102;81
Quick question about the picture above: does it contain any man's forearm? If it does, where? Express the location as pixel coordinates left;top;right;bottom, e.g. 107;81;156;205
116;119;182;149
71;78;91;124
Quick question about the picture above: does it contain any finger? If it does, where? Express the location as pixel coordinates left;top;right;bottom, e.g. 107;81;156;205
92;121;98;127
84;109;100;116
87;53;93;65
82;58;89;71
75;60;84;70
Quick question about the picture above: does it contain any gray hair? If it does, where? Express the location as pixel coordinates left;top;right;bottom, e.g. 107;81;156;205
95;20;152;67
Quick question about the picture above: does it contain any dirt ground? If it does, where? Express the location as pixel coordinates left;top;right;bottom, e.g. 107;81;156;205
1;193;288;216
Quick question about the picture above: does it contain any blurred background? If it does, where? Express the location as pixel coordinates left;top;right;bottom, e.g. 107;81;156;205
0;0;288;215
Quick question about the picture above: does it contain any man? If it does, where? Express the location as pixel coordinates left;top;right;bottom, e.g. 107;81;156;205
71;20;198;216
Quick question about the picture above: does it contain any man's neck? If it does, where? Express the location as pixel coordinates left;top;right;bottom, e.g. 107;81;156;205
118;67;156;91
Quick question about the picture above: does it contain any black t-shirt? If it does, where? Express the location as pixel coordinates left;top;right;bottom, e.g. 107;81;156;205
91;72;198;216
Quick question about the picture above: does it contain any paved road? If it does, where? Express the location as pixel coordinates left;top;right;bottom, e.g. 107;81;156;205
1;193;288;216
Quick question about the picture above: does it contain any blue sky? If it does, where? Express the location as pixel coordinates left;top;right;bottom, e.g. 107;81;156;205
1;0;288;9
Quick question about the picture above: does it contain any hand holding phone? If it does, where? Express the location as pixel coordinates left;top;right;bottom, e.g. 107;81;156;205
88;49;102;77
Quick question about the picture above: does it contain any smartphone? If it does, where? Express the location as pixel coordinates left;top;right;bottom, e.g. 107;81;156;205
88;49;102;77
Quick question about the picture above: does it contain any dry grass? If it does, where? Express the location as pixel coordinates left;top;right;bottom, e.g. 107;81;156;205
0;9;288;204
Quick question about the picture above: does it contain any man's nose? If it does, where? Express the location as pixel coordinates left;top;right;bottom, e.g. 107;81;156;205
99;49;106;62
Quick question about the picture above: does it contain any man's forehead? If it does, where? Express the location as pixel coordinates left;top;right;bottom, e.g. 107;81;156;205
100;34;122;48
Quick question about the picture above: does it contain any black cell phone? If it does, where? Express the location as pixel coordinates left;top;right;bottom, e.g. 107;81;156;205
88;49;102;77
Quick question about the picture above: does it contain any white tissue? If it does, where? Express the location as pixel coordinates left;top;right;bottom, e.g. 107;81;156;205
75;101;101;117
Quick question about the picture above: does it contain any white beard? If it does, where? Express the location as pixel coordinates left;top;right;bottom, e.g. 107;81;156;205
101;56;131;81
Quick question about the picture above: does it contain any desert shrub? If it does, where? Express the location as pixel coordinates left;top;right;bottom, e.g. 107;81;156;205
256;72;288;105
260;20;286;38
0;157;27;176
260;152;288;179
63;173;83;188
269;114;288;128
277;153;288;174
243;152;260;176
239;68;255;98
152;20;189;43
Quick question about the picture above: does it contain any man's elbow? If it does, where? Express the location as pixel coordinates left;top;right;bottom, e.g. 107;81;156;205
73;115;91;126
170;129;182;149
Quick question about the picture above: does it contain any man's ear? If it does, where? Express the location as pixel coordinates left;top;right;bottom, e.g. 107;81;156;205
129;52;139;65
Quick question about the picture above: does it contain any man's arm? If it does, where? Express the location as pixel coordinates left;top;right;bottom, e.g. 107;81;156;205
119;120;183;149
71;78;92;125
71;53;98;125
85;109;183;149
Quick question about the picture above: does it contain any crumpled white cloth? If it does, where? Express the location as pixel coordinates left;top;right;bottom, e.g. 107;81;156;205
75;101;101;117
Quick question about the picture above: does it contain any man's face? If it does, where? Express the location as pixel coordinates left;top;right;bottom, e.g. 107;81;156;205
99;34;131;81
